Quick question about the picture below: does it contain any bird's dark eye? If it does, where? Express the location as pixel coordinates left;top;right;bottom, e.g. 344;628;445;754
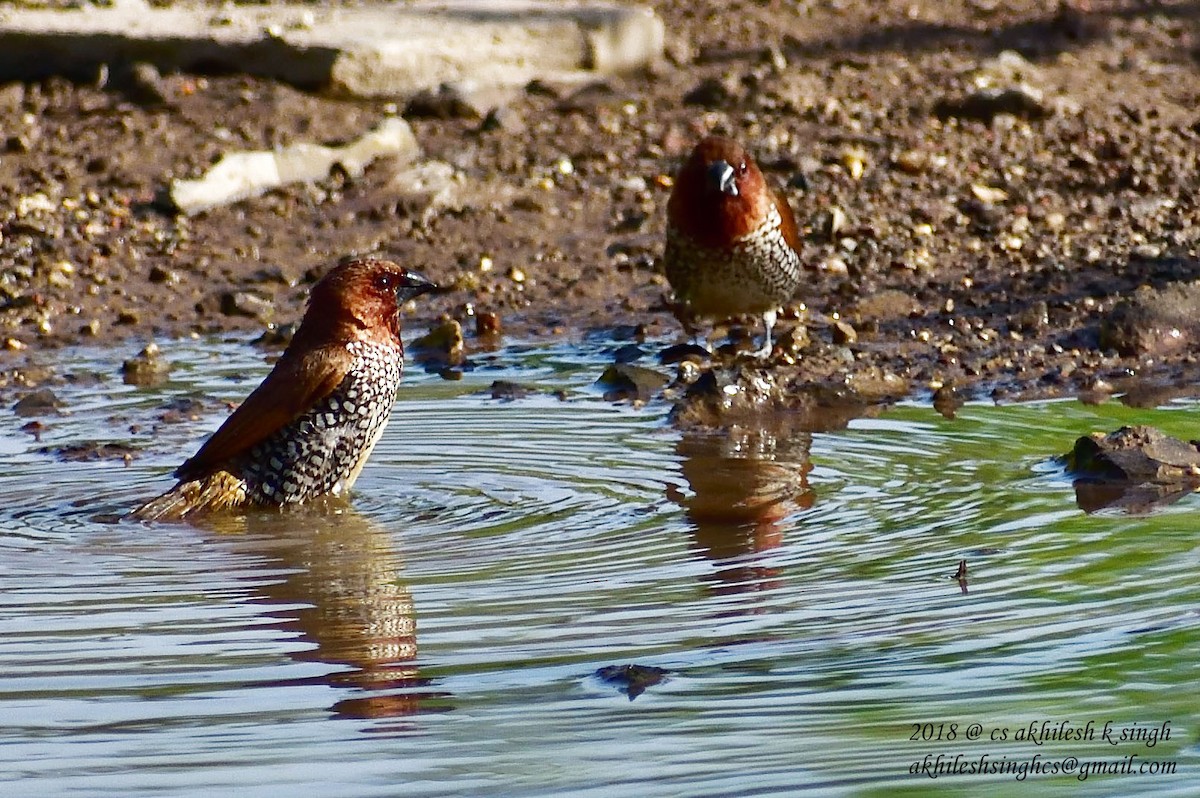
737;161;748;174
374;273;394;291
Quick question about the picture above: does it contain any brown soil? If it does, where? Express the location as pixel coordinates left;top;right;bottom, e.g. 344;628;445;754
4;1;1200;415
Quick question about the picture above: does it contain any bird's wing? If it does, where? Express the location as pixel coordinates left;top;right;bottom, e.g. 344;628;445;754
772;188;802;253
174;345;353;481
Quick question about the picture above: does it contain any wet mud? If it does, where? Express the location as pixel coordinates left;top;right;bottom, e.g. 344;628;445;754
4;1;1200;425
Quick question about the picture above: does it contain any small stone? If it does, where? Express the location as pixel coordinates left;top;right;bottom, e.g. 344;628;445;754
0;82;25;110
831;320;858;345
41;441;139;462
612;343;645;363
119;62;171;106
894;149;928;174
1099;281;1200;356
595;363;668;401
479;106;525;134
971;184;1009;204
14;387;61;417
841;147;868;180
815;206;847;240
220;291;274;320
148;265;179;284
409;318;465;365
659;342;711;365
121;342;172;387
486;380;533;401
595;664;669;700
475;311;502;337
405;83;487;120
933;384;962;420
683;76;739;107
934;85;1050;121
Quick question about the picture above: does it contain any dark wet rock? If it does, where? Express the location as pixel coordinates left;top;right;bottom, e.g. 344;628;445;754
683;75;740;107
158;396;205;424
586;324;646;343
147;264;178;284
14;387;61;417
1052;1;1107;41
405;84;480;120
112;62;171;106
1065;425;1200;484
41;441;138;462
659;342;711;365
1098;281;1200;357
844;367;909;402
669;360;900;430
1063;425;1200;514
406;82;514;120
410;318;465;365
595;664;669;700
252;322;297;349
485;380;537;401
121;342;171;387
595;363;668;402
478;105;525;134
1013;300;1050;332
612;343;645;363
934;86;1050;122
220;290;274;321
773;324;809;358
932;383;963;419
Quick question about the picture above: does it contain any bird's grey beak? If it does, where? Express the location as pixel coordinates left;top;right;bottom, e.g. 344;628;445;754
706;160;738;197
398;270;439;302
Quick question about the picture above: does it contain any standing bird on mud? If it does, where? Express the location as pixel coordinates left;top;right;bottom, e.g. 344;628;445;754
663;135;804;357
132;257;437;521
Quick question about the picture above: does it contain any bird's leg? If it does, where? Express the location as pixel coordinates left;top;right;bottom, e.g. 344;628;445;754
753;308;778;359
671;298;712;352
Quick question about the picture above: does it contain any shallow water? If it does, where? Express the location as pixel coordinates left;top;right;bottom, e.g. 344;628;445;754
2;336;1198;796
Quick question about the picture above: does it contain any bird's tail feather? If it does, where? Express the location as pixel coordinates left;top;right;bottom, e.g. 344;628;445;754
129;471;249;522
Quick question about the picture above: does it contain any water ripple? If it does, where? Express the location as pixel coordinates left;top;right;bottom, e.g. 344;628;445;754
0;340;1197;795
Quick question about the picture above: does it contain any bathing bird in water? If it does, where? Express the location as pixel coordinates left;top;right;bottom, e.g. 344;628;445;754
133;257;437;520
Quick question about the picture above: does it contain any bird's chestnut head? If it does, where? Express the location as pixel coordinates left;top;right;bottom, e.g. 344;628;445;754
302;257;438;345
667;136;781;250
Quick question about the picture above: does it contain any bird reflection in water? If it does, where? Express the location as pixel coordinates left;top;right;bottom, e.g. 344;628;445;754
205;500;445;722
670;429;814;599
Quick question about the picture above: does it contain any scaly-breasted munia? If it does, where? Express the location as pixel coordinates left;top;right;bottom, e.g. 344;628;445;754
133;257;437;520
663;135;803;356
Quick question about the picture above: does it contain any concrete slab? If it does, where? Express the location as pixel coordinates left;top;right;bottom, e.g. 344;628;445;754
0;0;664;98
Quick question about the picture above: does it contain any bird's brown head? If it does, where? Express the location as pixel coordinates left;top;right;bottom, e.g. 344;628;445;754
300;257;438;345
667;136;798;251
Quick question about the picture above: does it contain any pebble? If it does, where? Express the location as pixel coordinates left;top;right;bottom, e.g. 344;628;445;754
14;387;61;417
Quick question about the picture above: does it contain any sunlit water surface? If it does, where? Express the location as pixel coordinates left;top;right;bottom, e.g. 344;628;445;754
2;336;1198;797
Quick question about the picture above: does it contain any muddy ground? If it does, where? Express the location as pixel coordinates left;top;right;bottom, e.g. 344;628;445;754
4;1;1200;425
